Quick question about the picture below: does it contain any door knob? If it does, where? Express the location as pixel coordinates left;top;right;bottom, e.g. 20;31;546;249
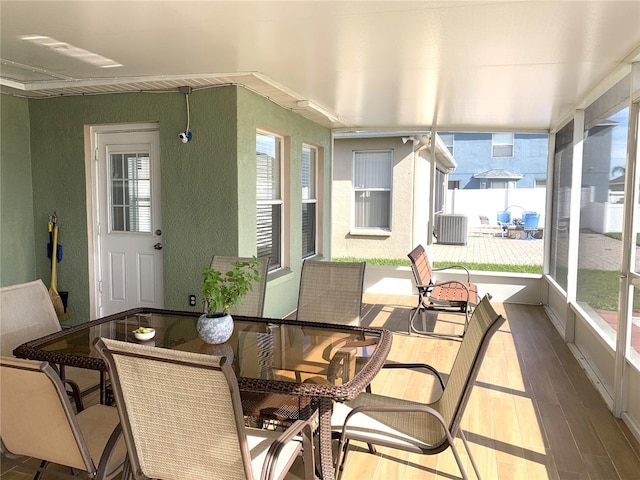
153;243;163;250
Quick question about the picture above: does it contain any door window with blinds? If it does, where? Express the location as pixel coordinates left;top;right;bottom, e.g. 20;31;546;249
353;150;393;230
302;144;317;258
110;152;152;232
256;132;282;270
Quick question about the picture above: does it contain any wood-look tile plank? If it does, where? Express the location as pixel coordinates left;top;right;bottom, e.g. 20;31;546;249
537;401;588;476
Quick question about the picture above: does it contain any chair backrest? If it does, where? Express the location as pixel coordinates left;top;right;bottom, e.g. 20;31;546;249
427;295;505;443
408;244;433;288
0;280;62;356
0;356;96;471
208;256;270;317
296;260;365;326
497;211;511;224
523;212;540;230
95;337;253;480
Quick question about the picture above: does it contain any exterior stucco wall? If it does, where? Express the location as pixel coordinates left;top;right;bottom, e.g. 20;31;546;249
332;137;417;259
0;94;36;285
236;88;332;318
8;86;330;322
444;132;548;189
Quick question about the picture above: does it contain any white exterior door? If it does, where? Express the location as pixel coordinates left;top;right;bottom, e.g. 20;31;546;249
93;128;163;316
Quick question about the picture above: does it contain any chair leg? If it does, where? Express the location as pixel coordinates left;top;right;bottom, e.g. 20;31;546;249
335;438;351;480
33;460;49;480
408;306;420;335
448;437;471;480
459;429;482;480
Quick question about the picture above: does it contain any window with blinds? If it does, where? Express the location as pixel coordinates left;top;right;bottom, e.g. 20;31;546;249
353;150;392;230
302;144;317;258
256;132;282;270
492;133;514;158
110;152;151;233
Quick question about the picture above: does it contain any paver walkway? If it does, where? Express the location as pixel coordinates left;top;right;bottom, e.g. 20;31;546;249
429;228;632;270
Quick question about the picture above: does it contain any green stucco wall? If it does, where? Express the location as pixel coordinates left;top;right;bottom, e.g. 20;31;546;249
236;88;332;317
1;85;331;322
1;95;36;285
26;88;239;322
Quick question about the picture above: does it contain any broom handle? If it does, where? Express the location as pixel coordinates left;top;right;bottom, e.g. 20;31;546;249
51;226;58;293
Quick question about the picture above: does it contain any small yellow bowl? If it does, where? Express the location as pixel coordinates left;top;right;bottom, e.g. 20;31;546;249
133;328;155;341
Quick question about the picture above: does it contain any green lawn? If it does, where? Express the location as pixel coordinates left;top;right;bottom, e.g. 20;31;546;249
333;257;543;274
603;232;640;245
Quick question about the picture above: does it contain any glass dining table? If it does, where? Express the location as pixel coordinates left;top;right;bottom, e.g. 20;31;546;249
13;308;393;480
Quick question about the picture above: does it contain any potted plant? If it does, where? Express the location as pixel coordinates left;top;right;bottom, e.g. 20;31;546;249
197;256;261;344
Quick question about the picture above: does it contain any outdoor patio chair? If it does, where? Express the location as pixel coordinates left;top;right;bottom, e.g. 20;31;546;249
331;295;505;480
207;255;270;316
496;210;512;237
407;244;479;337
296;260;366;326
522;211;541;240
94;337;315;480
0;279;101;405
0;356;125;480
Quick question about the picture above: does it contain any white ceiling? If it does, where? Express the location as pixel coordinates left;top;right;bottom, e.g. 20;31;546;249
2;1;640;132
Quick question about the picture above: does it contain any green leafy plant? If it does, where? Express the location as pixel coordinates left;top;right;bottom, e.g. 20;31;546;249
202;257;261;315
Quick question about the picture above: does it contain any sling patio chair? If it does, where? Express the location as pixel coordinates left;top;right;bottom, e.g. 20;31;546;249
94;337;316;480
296;260;366;326
0;279;101;405
331;295;505;480
0;356;126;480
207;255;270;316
496;210;512;238
407;244;479;338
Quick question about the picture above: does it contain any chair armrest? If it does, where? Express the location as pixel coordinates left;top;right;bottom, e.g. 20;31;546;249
63;379;84;412
262;416;316;480
432;264;470;282
339;403;454;445
381;363;445;390
366;363;444;393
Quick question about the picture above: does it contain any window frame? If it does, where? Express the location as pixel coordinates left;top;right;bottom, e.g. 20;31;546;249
256;130;284;272
301;143;318;259
492;133;515;158
352;149;393;232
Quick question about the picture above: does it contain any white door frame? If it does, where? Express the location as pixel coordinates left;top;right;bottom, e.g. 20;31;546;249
84;123;160;319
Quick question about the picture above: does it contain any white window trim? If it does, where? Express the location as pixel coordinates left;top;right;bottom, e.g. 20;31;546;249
492;133;515;158
256;130;285;271
302;143;318;258
351;149;393;232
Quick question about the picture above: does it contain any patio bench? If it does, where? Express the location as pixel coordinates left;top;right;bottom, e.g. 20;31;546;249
407;244;479;337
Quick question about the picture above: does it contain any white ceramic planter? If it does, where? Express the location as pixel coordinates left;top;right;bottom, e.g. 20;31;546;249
196;312;234;344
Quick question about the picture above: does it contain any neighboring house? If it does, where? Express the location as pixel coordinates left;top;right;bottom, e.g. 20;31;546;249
332;133;455;259
438;132;549;189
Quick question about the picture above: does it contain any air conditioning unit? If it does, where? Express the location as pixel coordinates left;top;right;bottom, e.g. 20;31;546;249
436;214;468;245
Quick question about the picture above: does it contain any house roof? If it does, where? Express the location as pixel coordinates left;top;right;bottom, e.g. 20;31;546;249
473;169;524;180
1;1;639;132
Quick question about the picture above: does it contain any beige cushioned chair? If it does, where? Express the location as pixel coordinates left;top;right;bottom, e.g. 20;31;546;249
0;356;125;479
94;337;315;480
331;295;504;480
0;280;101;402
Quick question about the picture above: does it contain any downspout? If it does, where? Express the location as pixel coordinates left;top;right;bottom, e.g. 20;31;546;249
410;134;429;249
411;138;418;249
